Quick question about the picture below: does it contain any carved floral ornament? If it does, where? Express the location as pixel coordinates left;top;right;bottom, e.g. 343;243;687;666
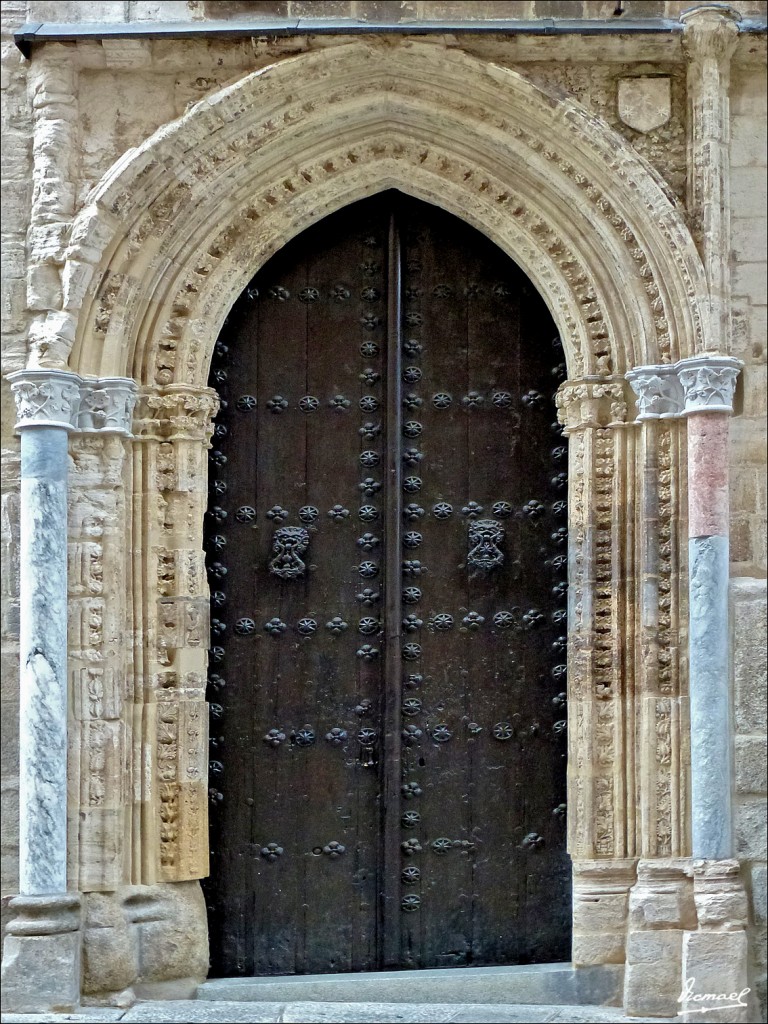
7;370;138;434
626;355;742;419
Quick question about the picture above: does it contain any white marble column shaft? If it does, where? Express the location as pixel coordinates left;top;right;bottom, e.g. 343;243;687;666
19;426;71;894
8;369;82;896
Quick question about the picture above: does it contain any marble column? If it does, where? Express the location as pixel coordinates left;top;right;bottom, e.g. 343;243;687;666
1;370;137;1013
8;370;81;895
2;369;81;1012
677;355;741;861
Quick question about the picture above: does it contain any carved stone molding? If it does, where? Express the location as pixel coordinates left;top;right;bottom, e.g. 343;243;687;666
681;5;742;66
555;376;629;433
676;355;742;415
690;858;748;930
133;385;219;443
7;370;138;435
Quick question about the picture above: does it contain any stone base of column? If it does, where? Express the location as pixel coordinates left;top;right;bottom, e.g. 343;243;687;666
623;858;695;1017
0;893;82;1013
680;859;753;1023
572;858;638;967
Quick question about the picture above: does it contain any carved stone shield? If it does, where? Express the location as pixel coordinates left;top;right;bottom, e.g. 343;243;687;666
617;77;671;134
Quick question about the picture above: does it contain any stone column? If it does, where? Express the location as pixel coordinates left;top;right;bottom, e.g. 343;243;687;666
2;368;82;1012
626;356;747;1018
1;370;138;1014
678;356;741;860
677;358;751;1023
681;4;741;347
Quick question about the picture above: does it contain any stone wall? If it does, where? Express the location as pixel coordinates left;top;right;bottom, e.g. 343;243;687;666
1;0;766;1003
729;53;768;1022
732;579;768;1016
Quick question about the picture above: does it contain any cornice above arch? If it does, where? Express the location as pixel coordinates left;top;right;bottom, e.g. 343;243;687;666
42;39;711;384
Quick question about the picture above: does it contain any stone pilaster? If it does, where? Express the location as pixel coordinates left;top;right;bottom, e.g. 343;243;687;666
681;4;741;349
556;378;633;863
627;366;690;861
132;385;218;883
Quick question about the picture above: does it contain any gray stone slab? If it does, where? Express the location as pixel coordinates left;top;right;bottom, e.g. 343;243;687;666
122;1001;284;1022
0;1003;680;1024
281;1003;462;1023
198;963;623;1006
542;1008;676;1024
1;1015;124;1023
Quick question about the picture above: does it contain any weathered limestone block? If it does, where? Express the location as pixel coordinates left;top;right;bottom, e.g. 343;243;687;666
692;858;749;931
121;882;209;998
0;893;82;1014
81;892;138;1002
731;578;768;734
678;861;753;1023
625;930;685;1018
735;735;768;796
624;859;695;1017
681;931;751;1023
572;859;637;966
735;800;768;861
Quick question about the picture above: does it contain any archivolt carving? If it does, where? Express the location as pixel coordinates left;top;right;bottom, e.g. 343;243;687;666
53;40;711;391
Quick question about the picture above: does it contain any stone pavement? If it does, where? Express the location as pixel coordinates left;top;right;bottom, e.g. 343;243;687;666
1;1002;678;1023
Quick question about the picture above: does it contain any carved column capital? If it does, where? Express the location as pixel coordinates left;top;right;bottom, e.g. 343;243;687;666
681;5;741;65
134;385;220;442
7;371;139;435
555;377;628;432
626;364;684;420
676;354;742;415
77;377;138;435
7;369;82;432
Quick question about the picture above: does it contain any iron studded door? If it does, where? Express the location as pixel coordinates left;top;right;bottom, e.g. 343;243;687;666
204;192;570;977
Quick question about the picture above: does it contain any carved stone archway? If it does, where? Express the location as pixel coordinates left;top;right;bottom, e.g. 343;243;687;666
10;35;722;1010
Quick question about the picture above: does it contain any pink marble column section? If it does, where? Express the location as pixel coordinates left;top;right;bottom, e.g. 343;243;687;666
687;412;730;538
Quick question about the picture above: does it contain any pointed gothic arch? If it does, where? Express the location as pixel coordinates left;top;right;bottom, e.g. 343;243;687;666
43;38;713;390
45;43;699;995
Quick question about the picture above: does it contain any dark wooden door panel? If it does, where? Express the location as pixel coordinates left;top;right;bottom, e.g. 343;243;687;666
204;192;570;977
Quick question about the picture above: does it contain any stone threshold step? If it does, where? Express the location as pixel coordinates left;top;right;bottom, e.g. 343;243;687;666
0;1001;678;1024
197;963;624;1007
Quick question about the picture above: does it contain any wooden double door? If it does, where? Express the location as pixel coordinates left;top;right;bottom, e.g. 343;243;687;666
203;192;570;977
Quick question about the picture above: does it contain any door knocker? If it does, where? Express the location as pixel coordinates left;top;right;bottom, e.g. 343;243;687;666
467;519;505;574
268;525;310;579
